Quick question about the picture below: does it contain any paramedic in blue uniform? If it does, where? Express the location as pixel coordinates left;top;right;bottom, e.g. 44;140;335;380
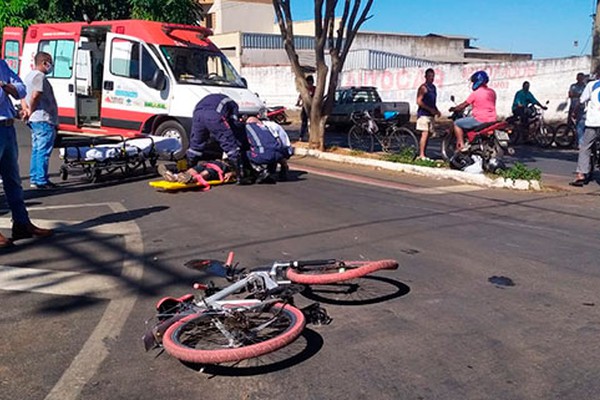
0;59;53;248
187;94;247;181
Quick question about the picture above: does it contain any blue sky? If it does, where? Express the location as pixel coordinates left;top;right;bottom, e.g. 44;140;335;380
290;0;596;59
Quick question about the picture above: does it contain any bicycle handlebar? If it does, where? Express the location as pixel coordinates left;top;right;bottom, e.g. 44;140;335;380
292;259;337;268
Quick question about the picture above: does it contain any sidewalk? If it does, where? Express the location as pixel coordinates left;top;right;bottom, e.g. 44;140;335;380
290;136;600;194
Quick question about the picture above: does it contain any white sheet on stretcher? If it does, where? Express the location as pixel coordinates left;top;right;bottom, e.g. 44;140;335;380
59;136;181;161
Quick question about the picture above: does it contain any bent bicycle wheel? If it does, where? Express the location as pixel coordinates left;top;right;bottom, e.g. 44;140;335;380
348;125;374;152
286;259;398;285
163;303;305;364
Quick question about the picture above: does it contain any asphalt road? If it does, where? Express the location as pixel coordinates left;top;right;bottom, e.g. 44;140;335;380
1;122;599;400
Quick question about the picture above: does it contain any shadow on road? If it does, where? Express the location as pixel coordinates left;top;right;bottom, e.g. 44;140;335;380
182;327;324;377
301;275;410;306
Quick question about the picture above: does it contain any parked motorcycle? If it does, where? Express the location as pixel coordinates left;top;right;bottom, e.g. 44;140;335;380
441;96;514;173
266;106;289;125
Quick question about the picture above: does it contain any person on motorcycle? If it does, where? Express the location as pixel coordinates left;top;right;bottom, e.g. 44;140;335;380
511;81;547;135
450;70;497;151
570;66;600;187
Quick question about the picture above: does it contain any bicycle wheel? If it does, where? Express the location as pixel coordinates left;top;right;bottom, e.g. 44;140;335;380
554;123;575;148
348;125;374;152
286;259;398;285
441;132;457;162
535;124;554;148
385;126;419;158
163;303;305;364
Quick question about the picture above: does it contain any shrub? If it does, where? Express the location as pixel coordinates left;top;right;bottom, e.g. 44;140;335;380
497;162;541;181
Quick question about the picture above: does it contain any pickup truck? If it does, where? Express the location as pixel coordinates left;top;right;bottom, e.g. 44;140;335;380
326;86;410;128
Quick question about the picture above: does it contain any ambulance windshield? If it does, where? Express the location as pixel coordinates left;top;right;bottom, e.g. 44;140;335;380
161;46;245;87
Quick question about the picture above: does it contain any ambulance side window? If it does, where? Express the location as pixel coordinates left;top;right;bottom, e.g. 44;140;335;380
110;39;139;79
39;40;75;79
3;40;20;74
110;39;158;83
140;47;159;83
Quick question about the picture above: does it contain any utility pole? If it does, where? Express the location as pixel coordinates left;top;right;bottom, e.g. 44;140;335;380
592;0;600;73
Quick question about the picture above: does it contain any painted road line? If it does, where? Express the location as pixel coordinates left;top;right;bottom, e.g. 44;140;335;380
42;202;144;400
0;265;117;299
0;203;145;400
295;164;482;194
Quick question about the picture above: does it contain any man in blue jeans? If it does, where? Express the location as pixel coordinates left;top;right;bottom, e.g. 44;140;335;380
0;59;53;248
22;51;59;189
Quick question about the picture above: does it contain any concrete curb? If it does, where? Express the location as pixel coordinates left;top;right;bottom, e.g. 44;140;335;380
293;146;542;191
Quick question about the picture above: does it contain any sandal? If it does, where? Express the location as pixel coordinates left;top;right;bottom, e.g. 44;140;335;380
569;178;587;187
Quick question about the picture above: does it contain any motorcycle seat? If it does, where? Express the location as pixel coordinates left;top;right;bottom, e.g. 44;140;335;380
472;121;497;132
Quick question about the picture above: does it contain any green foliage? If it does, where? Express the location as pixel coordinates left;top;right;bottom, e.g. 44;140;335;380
382;147;417;164
497;162;541;181
1;0;203;33
0;0;37;28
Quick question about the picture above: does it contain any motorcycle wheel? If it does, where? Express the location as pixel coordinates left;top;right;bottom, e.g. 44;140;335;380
508;125;522;145
272;113;288;125
535;125;554;148
554;123;575;148
441;132;457;162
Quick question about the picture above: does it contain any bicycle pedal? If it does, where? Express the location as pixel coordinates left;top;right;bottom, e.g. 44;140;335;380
301;303;332;325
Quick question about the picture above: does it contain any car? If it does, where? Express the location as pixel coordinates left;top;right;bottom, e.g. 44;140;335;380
326;86;410;130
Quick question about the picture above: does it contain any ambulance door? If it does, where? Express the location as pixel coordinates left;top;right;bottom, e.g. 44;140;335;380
101;32;169;133
1;27;24;74
38;37;77;128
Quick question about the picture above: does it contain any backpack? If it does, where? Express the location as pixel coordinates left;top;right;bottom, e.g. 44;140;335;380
245;123;288;165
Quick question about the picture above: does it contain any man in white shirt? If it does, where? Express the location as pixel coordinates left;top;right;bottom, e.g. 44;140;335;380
570;66;600;187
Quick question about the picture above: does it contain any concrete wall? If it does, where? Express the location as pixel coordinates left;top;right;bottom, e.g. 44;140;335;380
241;66;299;107
341;56;591;121
242;56;591;121
212;0;274;35
353;33;466;63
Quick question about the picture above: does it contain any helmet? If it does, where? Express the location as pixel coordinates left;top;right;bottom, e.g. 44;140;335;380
487;157;506;173
449;152;475;170
470;71;489;90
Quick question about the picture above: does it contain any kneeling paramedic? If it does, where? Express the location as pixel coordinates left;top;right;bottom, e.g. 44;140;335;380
245;117;293;183
187;94;248;182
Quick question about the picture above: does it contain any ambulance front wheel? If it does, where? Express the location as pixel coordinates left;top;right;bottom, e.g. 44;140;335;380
155;120;189;160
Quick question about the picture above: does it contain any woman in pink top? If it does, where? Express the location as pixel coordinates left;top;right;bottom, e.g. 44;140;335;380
449;71;497;150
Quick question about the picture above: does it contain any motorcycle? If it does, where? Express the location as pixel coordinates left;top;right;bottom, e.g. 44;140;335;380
266;106;288;125
508;101;553;147
441;96;514;173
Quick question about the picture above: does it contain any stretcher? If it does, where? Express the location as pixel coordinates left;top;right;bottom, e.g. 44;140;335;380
58;135;181;182
148;179;228;192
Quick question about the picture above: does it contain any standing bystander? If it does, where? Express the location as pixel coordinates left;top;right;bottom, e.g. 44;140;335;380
0;59;53;248
296;75;315;142
568;72;587;148
415;68;441;160
570;66;600;187
22;52;59;189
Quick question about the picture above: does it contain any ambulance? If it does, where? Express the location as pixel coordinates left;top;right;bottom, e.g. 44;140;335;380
1;20;265;157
